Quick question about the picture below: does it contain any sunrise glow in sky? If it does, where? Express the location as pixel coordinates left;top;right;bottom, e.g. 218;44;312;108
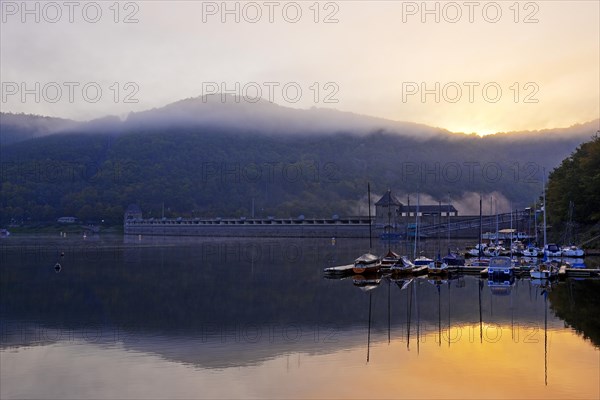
1;1;599;135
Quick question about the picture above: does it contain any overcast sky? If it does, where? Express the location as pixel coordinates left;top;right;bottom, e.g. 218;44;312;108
1;0;598;135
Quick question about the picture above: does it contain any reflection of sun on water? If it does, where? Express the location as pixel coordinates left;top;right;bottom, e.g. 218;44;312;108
1;326;598;399
261;326;599;400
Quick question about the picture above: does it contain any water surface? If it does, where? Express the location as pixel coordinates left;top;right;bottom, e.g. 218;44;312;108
1;235;598;399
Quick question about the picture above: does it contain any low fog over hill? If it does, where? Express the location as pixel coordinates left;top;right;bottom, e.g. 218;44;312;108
1;96;598;224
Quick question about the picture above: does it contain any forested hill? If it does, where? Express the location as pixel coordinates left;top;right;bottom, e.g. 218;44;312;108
1;98;598;225
547;133;600;226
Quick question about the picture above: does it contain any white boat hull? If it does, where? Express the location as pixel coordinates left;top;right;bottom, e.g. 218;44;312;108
561;248;584;257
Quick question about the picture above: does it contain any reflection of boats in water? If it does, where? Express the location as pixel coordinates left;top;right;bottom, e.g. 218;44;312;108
392;277;413;291
352;253;381;275
323;264;354;277
427;277;448;287
352;275;381;291
487;275;516;296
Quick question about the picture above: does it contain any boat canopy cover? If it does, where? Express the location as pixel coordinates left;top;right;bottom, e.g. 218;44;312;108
489;256;512;268
355;253;379;264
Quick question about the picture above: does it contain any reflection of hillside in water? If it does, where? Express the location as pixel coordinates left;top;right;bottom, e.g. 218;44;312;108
1;237;599;369
549;279;600;347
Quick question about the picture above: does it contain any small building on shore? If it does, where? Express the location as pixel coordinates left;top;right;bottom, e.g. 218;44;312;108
375;190;402;228
374;190;458;228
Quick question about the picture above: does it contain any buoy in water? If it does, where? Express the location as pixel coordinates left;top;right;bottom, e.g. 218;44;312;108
54;262;61;273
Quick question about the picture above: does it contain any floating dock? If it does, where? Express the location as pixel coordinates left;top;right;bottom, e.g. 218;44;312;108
323;264;354;276
325;264;600;279
560;267;600;279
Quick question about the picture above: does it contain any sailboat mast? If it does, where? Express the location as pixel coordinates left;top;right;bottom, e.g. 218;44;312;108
368;183;373;250
407;195;411;253
543;171;547;248
447;193;451;252
413;192;420;259
388;189;392;252
438;200;442;259
479;195;483;261
510;205;513;258
534;198;539;245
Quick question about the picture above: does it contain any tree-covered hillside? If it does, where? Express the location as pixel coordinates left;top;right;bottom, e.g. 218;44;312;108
547;132;600;231
2;122;596;226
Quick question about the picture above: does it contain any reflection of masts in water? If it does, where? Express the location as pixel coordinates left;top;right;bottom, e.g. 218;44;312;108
388;278;391;344
437;284;442;347
490;285;494;316
367;291;372;363
544;288;548;386
511;280;515;340
478;279;483;343
407;280;413;350
448;281;451;347
416;280;420;354
447;193;451;252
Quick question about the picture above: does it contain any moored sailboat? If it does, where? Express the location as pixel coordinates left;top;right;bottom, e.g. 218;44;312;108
390;256;416;275
544;243;562;258
530;261;556;280
352;252;381;274
561;245;584;257
427;258;449;275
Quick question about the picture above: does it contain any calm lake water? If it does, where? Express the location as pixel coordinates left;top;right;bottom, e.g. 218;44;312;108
1;234;599;399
